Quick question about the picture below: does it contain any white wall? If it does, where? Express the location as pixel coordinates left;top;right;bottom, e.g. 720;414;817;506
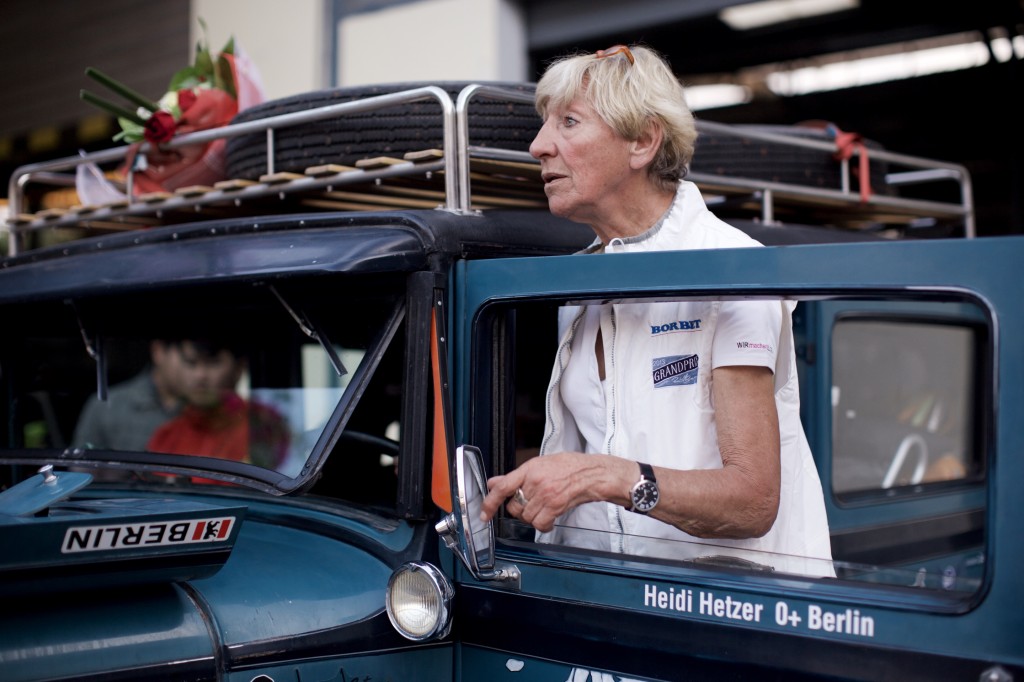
338;0;528;85
188;0;528;99
190;0;330;100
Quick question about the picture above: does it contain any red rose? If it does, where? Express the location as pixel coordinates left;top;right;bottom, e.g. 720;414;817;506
177;88;197;113
144;110;177;144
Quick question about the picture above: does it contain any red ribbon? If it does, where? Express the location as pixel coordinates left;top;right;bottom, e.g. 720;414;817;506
828;124;872;203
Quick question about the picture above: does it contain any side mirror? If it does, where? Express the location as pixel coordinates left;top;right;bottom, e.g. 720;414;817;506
435;445;519;585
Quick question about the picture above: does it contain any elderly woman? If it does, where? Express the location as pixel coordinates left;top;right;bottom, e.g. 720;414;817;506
480;45;833;571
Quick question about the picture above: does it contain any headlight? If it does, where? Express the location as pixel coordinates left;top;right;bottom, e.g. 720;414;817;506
386;562;454;641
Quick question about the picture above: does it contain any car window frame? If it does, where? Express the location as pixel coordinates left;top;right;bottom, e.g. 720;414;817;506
467;287;994;611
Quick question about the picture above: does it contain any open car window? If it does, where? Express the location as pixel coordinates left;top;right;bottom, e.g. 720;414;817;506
476;293;989;601
0;275;405;497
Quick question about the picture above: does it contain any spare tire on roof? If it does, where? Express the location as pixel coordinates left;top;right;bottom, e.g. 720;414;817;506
224;81;541;181
690;123;894;196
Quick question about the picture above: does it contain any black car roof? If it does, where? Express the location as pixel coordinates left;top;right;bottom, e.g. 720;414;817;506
0;209;595;304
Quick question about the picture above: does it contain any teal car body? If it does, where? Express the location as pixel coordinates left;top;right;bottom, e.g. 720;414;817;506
1;83;1018;681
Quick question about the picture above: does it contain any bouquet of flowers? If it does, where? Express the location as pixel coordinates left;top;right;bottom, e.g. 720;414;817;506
78;21;264;199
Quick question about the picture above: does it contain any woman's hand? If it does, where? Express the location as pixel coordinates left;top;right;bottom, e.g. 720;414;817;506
481;452;635;532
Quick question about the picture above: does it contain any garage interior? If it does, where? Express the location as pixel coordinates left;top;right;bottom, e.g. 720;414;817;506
525;0;1024;237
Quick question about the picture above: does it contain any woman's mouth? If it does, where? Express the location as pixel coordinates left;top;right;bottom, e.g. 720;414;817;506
542;172;566;191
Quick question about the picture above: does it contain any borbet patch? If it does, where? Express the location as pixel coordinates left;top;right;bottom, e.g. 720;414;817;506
650;318;702;335
652;354;699;388
61;516;237;553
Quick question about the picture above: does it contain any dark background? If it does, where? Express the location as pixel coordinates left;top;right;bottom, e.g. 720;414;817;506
524;0;1024;237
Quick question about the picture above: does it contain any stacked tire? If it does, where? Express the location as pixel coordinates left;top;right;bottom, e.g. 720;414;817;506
225;83;891;197
690;123;892;195
225;81;542;180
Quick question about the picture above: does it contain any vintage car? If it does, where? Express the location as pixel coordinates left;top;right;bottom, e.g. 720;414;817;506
1;83;1020;681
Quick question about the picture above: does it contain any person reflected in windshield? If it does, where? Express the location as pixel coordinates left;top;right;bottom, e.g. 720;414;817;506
72;339;185;451
480;44;832;574
146;338;289;470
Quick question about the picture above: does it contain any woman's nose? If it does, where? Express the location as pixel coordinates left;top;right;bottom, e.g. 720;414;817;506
529;120;554;159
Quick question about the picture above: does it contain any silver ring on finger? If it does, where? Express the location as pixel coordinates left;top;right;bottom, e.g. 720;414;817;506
513;488;529;507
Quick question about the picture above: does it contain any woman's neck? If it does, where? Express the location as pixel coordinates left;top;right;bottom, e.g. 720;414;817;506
590;184;676;244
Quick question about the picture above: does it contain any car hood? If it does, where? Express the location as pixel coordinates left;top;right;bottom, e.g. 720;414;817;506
0;474;413;681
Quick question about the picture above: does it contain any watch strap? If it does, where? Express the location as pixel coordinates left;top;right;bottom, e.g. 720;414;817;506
638;462;656;484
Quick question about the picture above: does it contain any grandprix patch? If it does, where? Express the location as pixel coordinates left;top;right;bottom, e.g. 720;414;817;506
652;354;699;388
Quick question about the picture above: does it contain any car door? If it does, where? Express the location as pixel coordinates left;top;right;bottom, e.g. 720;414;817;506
447;236;1023;681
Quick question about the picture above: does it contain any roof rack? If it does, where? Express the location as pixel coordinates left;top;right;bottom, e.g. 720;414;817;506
4;84;974;256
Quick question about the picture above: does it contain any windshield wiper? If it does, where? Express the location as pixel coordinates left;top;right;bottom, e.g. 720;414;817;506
67;299;109;401
268;285;348;377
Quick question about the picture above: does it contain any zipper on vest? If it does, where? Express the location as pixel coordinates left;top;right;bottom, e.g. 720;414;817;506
540;307;587;456
603;304;626;554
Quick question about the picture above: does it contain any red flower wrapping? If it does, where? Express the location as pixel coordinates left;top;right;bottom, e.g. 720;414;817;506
176;88;237;134
143;110;177;145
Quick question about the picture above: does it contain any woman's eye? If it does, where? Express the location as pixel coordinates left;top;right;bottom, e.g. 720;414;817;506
563;116;578;127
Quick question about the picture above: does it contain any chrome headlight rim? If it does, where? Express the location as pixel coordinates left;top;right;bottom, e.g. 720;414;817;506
385;561;454;642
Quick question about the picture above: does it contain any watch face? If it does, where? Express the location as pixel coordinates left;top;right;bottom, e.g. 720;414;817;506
631;480;660;513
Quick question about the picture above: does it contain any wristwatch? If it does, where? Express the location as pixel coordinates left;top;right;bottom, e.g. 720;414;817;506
629;462;660;514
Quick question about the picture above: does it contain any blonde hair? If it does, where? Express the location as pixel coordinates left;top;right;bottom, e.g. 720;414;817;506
535;45;697;190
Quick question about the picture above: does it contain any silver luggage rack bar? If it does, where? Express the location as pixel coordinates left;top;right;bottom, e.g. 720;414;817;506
5;84;974;256
5;87;458;256
689;120;974;237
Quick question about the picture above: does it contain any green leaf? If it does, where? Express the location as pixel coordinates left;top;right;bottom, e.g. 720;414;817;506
168;65;202;92
157;19;238;106
115;117;144;143
215;53;236;99
193;48;214;80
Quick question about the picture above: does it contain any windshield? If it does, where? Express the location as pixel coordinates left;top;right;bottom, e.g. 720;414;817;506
0;276;404;495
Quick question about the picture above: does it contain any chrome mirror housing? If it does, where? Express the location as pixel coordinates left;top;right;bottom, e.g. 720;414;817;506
435;445;518;585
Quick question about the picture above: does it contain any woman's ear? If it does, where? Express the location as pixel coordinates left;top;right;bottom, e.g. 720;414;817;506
629;119;664;170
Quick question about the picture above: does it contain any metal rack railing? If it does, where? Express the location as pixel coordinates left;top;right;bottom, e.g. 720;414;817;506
4;83;975;256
